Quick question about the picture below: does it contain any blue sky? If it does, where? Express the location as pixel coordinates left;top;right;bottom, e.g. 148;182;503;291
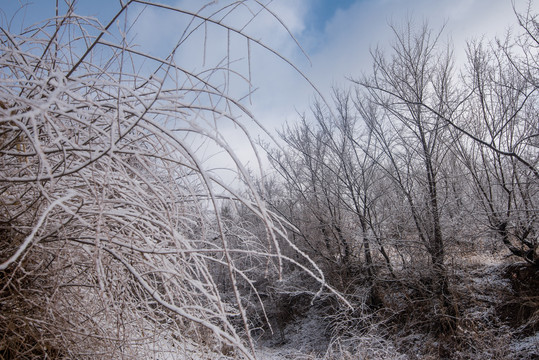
2;0;534;114
3;0;361;33
2;0;537;168
309;0;357;31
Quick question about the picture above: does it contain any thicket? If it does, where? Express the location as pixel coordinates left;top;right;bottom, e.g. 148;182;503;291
263;4;538;359
0;1;342;359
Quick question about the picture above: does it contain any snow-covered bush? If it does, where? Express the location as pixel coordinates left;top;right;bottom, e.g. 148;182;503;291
0;1;330;359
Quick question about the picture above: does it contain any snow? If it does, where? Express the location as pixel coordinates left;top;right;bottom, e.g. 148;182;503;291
510;332;539;357
255;305;330;359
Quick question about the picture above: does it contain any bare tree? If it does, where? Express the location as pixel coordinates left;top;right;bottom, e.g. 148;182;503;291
353;21;459;332
266;114;350;277
264;90;397;313
454;34;538;265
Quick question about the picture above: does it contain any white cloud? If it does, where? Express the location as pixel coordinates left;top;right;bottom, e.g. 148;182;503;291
125;0;538;172
252;0;538;126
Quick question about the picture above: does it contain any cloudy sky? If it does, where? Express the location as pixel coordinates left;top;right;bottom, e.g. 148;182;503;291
118;0;536;135
245;0;534;127
2;0;537;169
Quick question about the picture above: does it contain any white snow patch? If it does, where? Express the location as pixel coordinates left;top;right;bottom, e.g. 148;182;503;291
510;332;539;356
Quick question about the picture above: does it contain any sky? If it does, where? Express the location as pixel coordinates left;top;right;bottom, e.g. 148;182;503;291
1;0;537;170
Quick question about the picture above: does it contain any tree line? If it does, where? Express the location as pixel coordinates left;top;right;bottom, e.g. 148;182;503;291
263;9;538;342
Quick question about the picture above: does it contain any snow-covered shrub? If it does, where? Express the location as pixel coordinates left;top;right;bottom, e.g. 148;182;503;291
0;2;331;359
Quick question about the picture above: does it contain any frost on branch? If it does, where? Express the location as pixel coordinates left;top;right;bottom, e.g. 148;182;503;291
0;2;328;359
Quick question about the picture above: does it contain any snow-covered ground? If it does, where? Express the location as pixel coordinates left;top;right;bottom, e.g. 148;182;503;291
255;304;330;360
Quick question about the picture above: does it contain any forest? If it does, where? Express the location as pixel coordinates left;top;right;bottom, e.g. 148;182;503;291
0;1;537;359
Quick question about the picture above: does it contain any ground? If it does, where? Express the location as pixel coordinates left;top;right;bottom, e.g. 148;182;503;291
252;252;539;360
